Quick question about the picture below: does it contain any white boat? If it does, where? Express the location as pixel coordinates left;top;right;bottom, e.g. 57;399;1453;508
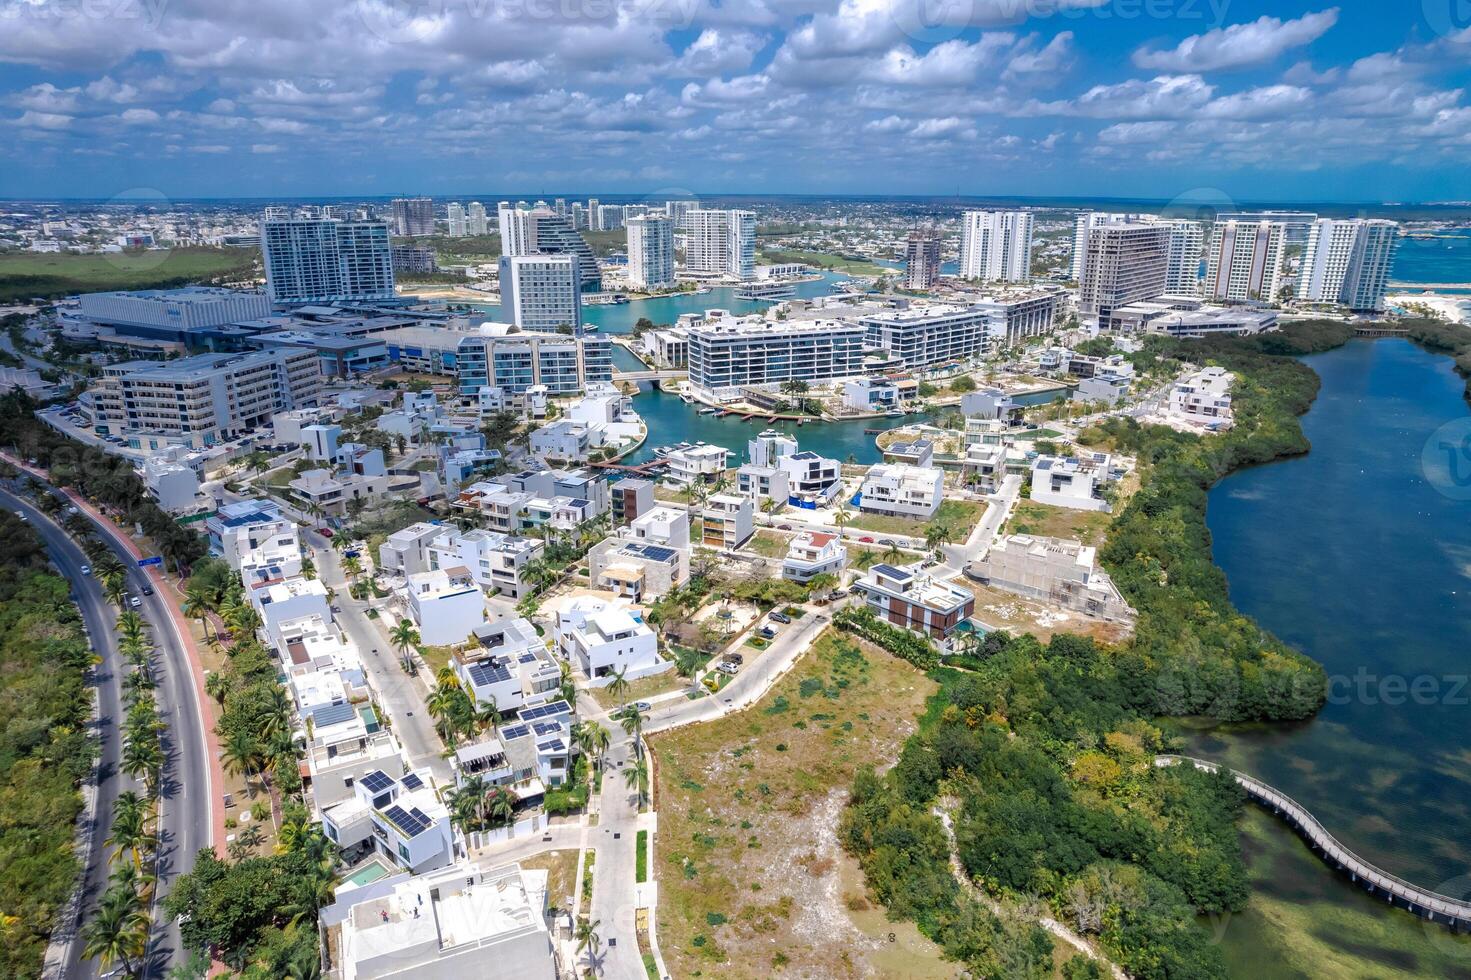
885;409;905;417
699;407;718;415
679;392;695;404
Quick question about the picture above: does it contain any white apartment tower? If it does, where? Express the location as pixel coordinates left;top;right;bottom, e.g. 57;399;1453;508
626;214;676;289
1204;220;1286;303
958;210;1033;282
1164;219;1205;296
260;216;395;306
1077;223;1170;319
466;201;489;236
499;254;583;334
446;202;468;238
1297;218;1399;312
685;209;756;280
497;202;601;291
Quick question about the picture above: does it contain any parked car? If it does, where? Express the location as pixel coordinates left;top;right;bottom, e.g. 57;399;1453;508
878;538;896;547
768;611;791;624
634;701;652;712
717;662;740;676
858;536;875;543
725;653;744;665
777;524;793;530
14;510;26;520
759;627;776;639
318;527;334;538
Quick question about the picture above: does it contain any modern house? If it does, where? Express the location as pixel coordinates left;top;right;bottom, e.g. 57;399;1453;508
859;464;945;520
782;530;847;583
700;493;754;550
556;596;667;685
853;563;976;648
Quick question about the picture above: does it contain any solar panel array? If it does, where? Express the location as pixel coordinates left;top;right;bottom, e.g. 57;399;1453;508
500;724;530;741
311;701;357;728
400;772;424;791
520;700;570;722
468;661;513;685
872;563;913;580
360;770;394;794
627;543;677;563
382;804;433;838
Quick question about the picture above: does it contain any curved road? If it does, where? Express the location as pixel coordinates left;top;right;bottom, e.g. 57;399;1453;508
3;479;213;978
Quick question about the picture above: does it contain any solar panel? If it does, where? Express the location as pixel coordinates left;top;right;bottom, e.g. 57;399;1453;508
630;544;676;563
401;772;424;791
360;770;394;794
500;724;530;741
467;661;512;685
569;498;590;508
311;701;357;727
381;804;434;837
533;721;561;736
520;700;570;722
872;563;912;580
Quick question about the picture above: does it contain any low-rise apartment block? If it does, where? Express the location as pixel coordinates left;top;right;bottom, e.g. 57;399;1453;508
556;595;668;684
859;463;945;520
1030;453;1117;512
782;530;847;583
701;492;754;550
853;562;976;647
686;317;866;397
969;534;1135;621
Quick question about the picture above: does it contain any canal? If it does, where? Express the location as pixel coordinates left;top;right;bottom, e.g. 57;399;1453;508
1195;338;1471;977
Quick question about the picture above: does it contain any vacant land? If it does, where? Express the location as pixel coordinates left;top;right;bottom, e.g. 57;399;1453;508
519;849;581;913
747;529;792;559
650;630;950;978
0;247;259;302
758;249;892;277
1006;499;1113;547
849;498;984;538
967;581;1131;644
589;667;689;709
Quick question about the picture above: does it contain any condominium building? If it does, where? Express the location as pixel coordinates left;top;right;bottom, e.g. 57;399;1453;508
375;324;610;396
390;243;438;275
1071;211;1140;279
390;197;435;237
859;463;945;520
853;562;975;646
260;216;396;305
1203;220;1286;303
958;210;1033;282
87;348;322;447
701;493;754;550
1164;219;1205;296
859;303;995;369
497;202;601;290
968;289;1064;346
626;214;676;289
686;318;865;395
665;199;697;228
1216;209;1317;244
903;228;943;290
1077;223;1170;320
685;209;756;280
446;202;467;237
499;254;582;334
1297;218;1399;312
610;478;655;526
970;534;1134;620
466;201;489;236
428;527;544;599
1168;366;1235;428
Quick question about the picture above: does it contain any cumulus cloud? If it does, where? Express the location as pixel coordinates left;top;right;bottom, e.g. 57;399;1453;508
1133;9;1339;73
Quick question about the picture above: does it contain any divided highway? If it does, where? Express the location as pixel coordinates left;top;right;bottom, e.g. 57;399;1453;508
3;478;213;979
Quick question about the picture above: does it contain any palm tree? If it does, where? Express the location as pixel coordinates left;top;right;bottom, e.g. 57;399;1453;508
882;541;904;564
221;728;261;798
101;567;126;606
924;521;954;556
575;917;602;961
300;555;317;580
623;755;650;808
606;667;630;705
487;787;514;825
426;685;462;749
342;555;363;580
473;697;501;733
616;704;646;745
120;737;162;795
832;504;852;533
204;670;230;706
181;581;215;642
80;896;147;977
389;619;420;674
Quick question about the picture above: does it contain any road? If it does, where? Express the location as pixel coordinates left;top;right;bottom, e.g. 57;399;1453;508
304;528;453;784
3;470;214;978
942;472;1021;576
5;487;128;980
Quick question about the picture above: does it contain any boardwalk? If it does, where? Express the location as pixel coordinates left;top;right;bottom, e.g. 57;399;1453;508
1156;756;1471;929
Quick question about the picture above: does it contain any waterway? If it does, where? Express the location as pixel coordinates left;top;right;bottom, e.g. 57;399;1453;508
1196;338;1471;976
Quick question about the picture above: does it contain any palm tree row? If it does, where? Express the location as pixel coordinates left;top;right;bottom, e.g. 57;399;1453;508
445;775;518;834
424;667;502;750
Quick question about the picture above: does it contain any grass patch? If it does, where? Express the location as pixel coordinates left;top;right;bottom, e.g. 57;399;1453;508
648;630;941;979
519;849;580;912
747;529;792;558
581;849;596;904
759;248;892;277
589;667;687;709
849;498;985;537
0;247;257;303
1005;498;1113;548
636;829;649;884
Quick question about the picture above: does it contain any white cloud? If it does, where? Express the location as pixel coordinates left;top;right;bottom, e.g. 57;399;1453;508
12;110;74;129
1006;31;1073;76
1062;74;1215;119
673;29;767;76
1133;9;1339;73
251;143;282;153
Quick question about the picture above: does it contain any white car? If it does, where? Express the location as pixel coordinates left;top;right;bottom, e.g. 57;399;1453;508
80;565;91;576
15;510;26;520
129;596;142;608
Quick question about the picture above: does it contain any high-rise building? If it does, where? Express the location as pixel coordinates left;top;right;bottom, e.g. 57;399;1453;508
1216;210;1317;245
903;229;943;290
497;202;601;291
1071;211;1145;280
390;197;435;237
1077;223;1170;319
446;202;468;238
1203;220;1285;303
685;209;756;280
596;204;624;231
957;210;1033;282
664;199;697;229
1163;219;1205;296
686;318;866;394
570;203;586;230
499;254;583;333
626;214;675;289
260;216;395;305
1297;218;1398;312
587;198;601;230
554;198;567;216
466;201;489;236
391;243;438;275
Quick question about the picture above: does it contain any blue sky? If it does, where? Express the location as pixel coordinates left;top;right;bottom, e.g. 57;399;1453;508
1;0;1469;202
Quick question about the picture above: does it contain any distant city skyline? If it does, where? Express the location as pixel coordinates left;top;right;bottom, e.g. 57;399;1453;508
2;1;1469;201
